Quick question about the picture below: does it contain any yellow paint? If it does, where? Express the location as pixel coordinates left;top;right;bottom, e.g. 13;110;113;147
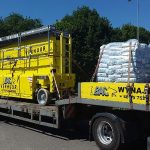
0;29;75;100
81;82;148;105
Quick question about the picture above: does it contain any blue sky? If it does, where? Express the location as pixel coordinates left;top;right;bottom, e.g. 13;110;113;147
0;0;150;30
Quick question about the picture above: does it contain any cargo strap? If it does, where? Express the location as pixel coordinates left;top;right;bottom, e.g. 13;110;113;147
127;42;133;109
127;42;132;83
126;83;134;109
91;46;105;82
51;70;61;99
144;83;149;111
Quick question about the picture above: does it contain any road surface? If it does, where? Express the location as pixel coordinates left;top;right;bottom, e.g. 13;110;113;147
0;117;98;150
0;116;147;150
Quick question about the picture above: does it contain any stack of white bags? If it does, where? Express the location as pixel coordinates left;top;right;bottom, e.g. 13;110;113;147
97;39;150;83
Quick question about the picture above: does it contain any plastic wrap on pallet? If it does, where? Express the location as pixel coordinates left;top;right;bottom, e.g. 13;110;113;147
96;39;150;83
97;77;114;82
98;63;108;68
116;78;137;83
97;73;107;77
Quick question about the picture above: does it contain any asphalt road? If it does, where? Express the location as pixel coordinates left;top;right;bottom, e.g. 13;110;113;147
0;117;147;150
0;117;99;150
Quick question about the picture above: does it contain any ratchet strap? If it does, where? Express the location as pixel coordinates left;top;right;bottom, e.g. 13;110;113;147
127;42;133;109
91;46;105;82
145;83;150;111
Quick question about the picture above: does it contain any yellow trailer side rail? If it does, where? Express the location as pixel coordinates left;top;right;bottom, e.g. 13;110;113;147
76;82;150;112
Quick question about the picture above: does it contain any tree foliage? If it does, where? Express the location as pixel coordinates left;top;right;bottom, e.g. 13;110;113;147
0;13;42;37
111;24;150;43
55;6;113;81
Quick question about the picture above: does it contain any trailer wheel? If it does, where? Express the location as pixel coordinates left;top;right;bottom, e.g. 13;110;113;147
37;88;50;105
92;117;120;150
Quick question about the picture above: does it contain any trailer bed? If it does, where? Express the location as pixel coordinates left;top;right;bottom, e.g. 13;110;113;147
0;99;59;128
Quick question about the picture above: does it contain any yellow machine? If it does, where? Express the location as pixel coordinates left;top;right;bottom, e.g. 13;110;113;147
0;26;75;105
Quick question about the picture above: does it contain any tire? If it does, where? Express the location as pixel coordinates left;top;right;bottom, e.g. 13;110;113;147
37;88;50;105
92;117;121;150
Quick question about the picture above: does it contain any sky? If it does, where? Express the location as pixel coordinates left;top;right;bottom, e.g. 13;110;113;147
0;0;150;30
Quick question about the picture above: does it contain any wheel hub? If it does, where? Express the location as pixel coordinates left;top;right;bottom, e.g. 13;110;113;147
97;121;113;145
38;91;47;105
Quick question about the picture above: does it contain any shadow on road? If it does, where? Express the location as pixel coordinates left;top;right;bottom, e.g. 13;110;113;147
0;116;89;141
120;140;147;150
0;116;147;150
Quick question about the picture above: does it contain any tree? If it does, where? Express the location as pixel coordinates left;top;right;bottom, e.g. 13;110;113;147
121;24;137;41
111;24;150;43
136;27;150;43
0;13;42;37
110;27;123;42
55;6;112;82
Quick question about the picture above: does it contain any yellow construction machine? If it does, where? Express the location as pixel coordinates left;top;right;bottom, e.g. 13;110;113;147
0;26;75;105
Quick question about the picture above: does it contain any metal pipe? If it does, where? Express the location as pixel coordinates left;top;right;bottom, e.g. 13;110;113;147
128;0;140;41
69;34;72;74
137;0;140;41
48;25;50;55
60;33;63;75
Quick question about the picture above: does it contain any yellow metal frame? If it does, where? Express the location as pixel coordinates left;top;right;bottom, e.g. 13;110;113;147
0;27;75;100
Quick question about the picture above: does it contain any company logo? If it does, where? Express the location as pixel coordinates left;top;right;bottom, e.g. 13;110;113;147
94;86;109;96
1;77;17;92
4;77;12;84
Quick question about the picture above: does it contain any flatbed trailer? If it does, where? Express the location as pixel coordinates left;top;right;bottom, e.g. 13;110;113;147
1;82;150;150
